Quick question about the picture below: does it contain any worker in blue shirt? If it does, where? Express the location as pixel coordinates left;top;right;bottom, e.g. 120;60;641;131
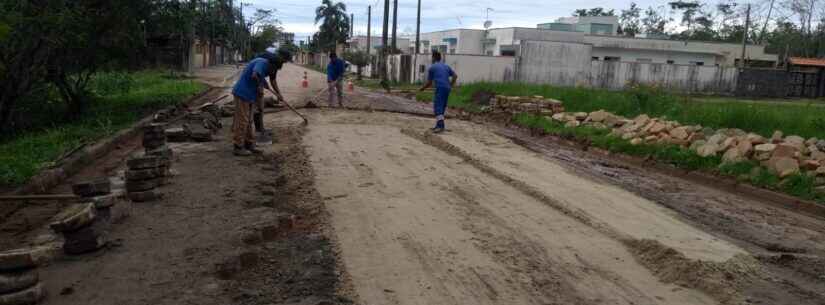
326;52;348;107
419;51;457;133
231;50;290;156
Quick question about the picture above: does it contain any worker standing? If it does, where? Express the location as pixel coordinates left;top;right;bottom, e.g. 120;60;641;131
326;52;348;107
230;50;290;156
419;51;457;133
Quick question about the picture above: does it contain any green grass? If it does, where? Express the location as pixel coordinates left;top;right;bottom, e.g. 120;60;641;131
0;71;206;186
353;78;422;91
512;113;825;204
450;82;825;140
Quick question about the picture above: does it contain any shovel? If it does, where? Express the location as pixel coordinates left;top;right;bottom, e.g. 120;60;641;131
266;88;309;126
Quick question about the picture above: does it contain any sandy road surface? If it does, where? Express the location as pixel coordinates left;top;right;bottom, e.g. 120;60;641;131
281;63;825;305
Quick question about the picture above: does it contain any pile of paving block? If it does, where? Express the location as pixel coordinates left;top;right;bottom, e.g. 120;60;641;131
126;124;174;202
164;105;225;143
0;246;46;305
488;95;565;115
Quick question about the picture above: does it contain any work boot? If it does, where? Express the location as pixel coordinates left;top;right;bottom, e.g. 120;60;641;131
233;145;252;156
244;143;263;155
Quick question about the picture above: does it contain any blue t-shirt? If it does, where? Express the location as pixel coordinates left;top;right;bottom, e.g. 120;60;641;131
327;58;346;82
232;58;270;102
427;62;455;90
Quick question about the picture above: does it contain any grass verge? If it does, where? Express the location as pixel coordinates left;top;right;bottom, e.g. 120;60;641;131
0;71;206;187
450;82;825;140
512;113;825;204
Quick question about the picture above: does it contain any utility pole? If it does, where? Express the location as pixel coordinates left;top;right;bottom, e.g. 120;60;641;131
391;0;398;51
740;4;750;68
415;0;421;54
367;5;374;73
382;0;390;81
351;13;354;38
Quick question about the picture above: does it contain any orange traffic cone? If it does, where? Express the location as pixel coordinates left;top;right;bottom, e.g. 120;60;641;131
301;71;308;88
347;80;354;92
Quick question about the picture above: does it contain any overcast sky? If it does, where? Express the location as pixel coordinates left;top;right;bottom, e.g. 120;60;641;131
245;0;672;42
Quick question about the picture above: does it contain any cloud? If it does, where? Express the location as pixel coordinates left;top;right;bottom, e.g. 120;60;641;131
246;0;670;41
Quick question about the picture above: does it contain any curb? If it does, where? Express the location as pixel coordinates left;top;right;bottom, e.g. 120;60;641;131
14;87;214;195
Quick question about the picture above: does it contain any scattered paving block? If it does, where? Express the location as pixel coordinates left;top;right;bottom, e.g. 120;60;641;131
165;127;189;142
62;220;107;255
128;189;163;202
0;270;39;294
127;155;169;170
49;203;96;233
146;145;174;159
125;178;161;192
125;167;167;181
71;178;111;197
0;282;43;305
89;194;117;209
0;249;37;272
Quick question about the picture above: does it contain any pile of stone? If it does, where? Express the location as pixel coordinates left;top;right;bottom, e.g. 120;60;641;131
126;124;174;202
549;108;825;184
0;248;45;304
489;95;565;115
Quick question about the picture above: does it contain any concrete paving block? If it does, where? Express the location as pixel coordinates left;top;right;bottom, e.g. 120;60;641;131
49;203;96;233
62;220;107;255
0;282;43;305
128;189;163;202
125;167;167;181
0;270;39;295
71;178;111;197
126;155;169;170
125;178;161;193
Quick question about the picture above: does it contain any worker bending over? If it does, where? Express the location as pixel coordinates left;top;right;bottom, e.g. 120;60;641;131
326;52;348;107
419;51;457;133
230;49;290;156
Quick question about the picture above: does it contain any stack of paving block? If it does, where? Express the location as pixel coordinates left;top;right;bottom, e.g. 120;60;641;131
125;124;173;202
182;111;219;142
0;248;45;304
125;154;170;202
489;95;564;115
71;178;130;228
50;203;106;255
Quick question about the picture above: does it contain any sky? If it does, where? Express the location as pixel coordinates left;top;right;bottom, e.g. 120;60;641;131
245;0;672;42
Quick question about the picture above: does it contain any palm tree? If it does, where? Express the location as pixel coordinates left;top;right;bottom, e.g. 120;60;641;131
315;0;350;51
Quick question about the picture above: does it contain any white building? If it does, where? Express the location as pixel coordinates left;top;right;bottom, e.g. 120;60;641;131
347;35;411;54
406;25;777;67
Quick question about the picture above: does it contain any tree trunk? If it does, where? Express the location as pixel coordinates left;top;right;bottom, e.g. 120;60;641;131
357;65;363;80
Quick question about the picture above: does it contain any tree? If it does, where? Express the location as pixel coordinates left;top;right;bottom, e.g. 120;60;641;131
250;24;283;55
573;7;616;17
315;0;350;51
642;6;671;35
669;1;704;37
343;49;370;80
620;3;643;36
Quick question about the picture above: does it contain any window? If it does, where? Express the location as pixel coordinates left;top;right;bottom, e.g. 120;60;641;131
604;56;621;62
690;61;704;66
592;56;600;60
449;48;456;54
486;51;494;56
666;60;675;64
501;50;516;56
636;58;652;63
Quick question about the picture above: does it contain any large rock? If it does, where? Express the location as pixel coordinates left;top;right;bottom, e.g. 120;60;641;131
768;157;800;178
573;112;588;121
722;147;747;163
772;144;800;159
587;110;610;122
805;137;819;146
633;114;650;126
817;139;825;151
564;120;580;128
755;143;777;153
745;133;767;145
621;132;637;140
690;140;706;151
771;130;784;143
697;143;721;157
647;122;667;134
783;135;808;153
0;270;38;294
801;160;821;171
811;150;825;162
707;133;728;145
720;137;738;151
735;140;754;157
630;138;643;145
669;126;690;140
817;166;825;176
49;203;96;233
551;113;566;122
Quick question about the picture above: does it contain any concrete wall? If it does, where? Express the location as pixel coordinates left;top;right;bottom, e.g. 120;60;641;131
404;54;516;85
592;47;720;65
589;61;738;92
517;40;593;87
584;35;777;66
